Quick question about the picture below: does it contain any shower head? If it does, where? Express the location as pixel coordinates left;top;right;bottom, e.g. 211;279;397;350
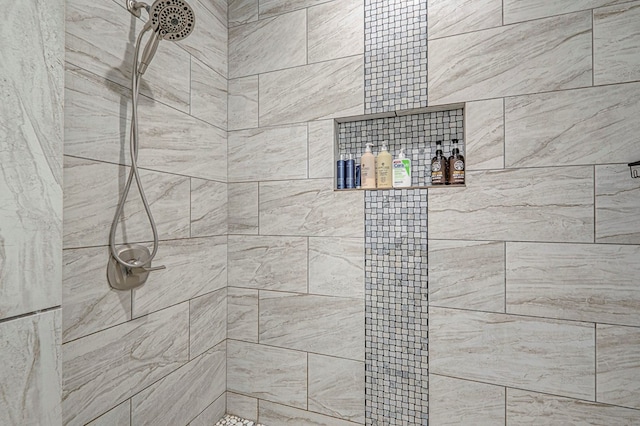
138;0;195;75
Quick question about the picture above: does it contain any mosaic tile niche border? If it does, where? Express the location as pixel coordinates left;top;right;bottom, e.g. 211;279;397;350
365;189;429;426
337;109;464;188
364;0;428;114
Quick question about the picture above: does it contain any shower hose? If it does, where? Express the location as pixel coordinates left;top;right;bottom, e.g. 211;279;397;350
108;24;160;271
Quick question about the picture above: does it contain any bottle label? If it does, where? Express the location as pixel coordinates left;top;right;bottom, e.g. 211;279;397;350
451;160;465;184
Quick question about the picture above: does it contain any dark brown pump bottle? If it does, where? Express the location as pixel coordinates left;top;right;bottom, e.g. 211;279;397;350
448;139;465;185
431;141;447;185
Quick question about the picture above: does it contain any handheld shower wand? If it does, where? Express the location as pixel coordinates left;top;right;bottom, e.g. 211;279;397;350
108;0;195;291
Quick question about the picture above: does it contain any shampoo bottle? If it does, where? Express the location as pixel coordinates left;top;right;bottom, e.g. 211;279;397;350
448;139;465;185
346;153;356;189
430;141;446;185
360;143;376;189
376;143;393;189
392;148;412;188
336;154;346;189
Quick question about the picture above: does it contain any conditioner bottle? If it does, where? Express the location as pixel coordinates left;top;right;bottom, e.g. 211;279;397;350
448;139;465;185
376;143;393;189
431;141;447;185
360;143;376;189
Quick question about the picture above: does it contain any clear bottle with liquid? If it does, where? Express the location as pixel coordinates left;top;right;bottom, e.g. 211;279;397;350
376;143;393;189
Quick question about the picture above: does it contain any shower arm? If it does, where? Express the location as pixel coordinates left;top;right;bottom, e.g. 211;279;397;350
126;1;150;18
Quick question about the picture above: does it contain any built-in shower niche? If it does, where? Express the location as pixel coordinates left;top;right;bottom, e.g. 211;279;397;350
334;104;466;190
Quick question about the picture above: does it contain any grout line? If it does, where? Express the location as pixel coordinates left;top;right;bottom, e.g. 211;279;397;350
0;306;61;325
502;98;506;169
594;165;597;243
595;322;598;402
504;241;507;313
592;9;595;87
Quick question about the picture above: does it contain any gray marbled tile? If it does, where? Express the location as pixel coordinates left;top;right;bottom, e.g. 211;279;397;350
429;240;505;313
505;83;640;168
308;354;365;423
228;183;259;234
308;0;364;63
429;12;592;104
0;0;63;320
86;400;130;426
228;235;307;292
0;310;61;426
229;125;308;182
259;56;364;126
227;340;307;408
428;167;594;242
430;307;595;400
594;2;640;85
227;392;258;421
177;0;228;78
191;179;228;237
62;303;189;425
308;120;335;179
428;0;502;39
200;0;228;25
465;99;504;170
229;0;258;27
504;0;628;25
596;324;640;409
132;237;227;317
430;375;505;425
259;291;364;360
507;242;640;327
259;0;326;18
309;237;364;299
189;393;227;426
190;289;227;359
508;388;640;424
596;164;640;244
131;342;226;425
191;57;227;130
260;179;364;237
229;9;306;78
229;76;259;131
66;0;190;111
63;157;190;248
63;246;131;343
227;287;259;343
259;400;362;426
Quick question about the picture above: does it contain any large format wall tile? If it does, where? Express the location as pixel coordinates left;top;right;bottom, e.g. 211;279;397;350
308;120;335;179
429;12;592;104
503;0;627;24
508;388;640;424
228;125;308;182
308;0;364;63
259;291;364;360
505;83;640;168
228;76;259;131
228;235;307;292
188;394;226;426
131;343;226;425
227;340;307;408
191;179;227;237
428;0;502;39
259;56;364;126
63;157;190;248
507;242;640;326
229;0;258;27
228;183;259;234
0;310;61;426
429;375;505;425
309;237;364;299
596;164;640;244
465;99;504;170
63;246;131;343
86;400;130;426
190;57;227;129
430;307;595;399
132;237;227;317
0;0;63;320
596;324;640;409
429;240;505;312
227;287;259;342
229;9;306;78
259;0;326;18
428;167;594;242
259;400;362;426
227;392;258;420
189;289;227;359
62;303;189;425
260;179;364;237
594;2;640;85
308;354;365;423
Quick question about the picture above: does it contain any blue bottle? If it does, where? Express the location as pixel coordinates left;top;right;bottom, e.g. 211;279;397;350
346;154;356;189
355;164;361;188
337;154;346;189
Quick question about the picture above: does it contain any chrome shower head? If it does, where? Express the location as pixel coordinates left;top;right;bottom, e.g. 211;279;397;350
138;0;195;75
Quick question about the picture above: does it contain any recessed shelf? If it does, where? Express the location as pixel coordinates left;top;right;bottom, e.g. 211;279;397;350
334;184;466;192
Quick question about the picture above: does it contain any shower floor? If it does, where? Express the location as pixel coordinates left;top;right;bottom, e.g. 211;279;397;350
215;414;266;426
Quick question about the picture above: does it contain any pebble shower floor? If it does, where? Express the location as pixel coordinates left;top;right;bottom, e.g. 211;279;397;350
214;414;265;425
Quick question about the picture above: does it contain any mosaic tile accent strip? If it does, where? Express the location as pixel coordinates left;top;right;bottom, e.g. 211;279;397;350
365;0;428;113
338;110;464;187
365;189;429;426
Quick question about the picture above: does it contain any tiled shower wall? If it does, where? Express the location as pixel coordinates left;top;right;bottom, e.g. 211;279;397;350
428;0;640;423
0;0;64;423
62;0;228;424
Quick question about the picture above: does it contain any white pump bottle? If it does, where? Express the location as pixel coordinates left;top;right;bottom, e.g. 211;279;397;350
360;143;376;189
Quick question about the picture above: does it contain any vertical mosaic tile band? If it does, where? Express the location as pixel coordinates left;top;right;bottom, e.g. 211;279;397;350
364;0;428;113
365;189;429;425
338;110;464;187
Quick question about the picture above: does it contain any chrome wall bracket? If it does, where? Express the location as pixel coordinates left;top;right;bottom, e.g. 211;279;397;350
126;0;148;18
107;244;165;291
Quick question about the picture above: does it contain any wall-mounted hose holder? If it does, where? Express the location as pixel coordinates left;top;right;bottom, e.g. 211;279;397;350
629;161;640;179
107;245;166;290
